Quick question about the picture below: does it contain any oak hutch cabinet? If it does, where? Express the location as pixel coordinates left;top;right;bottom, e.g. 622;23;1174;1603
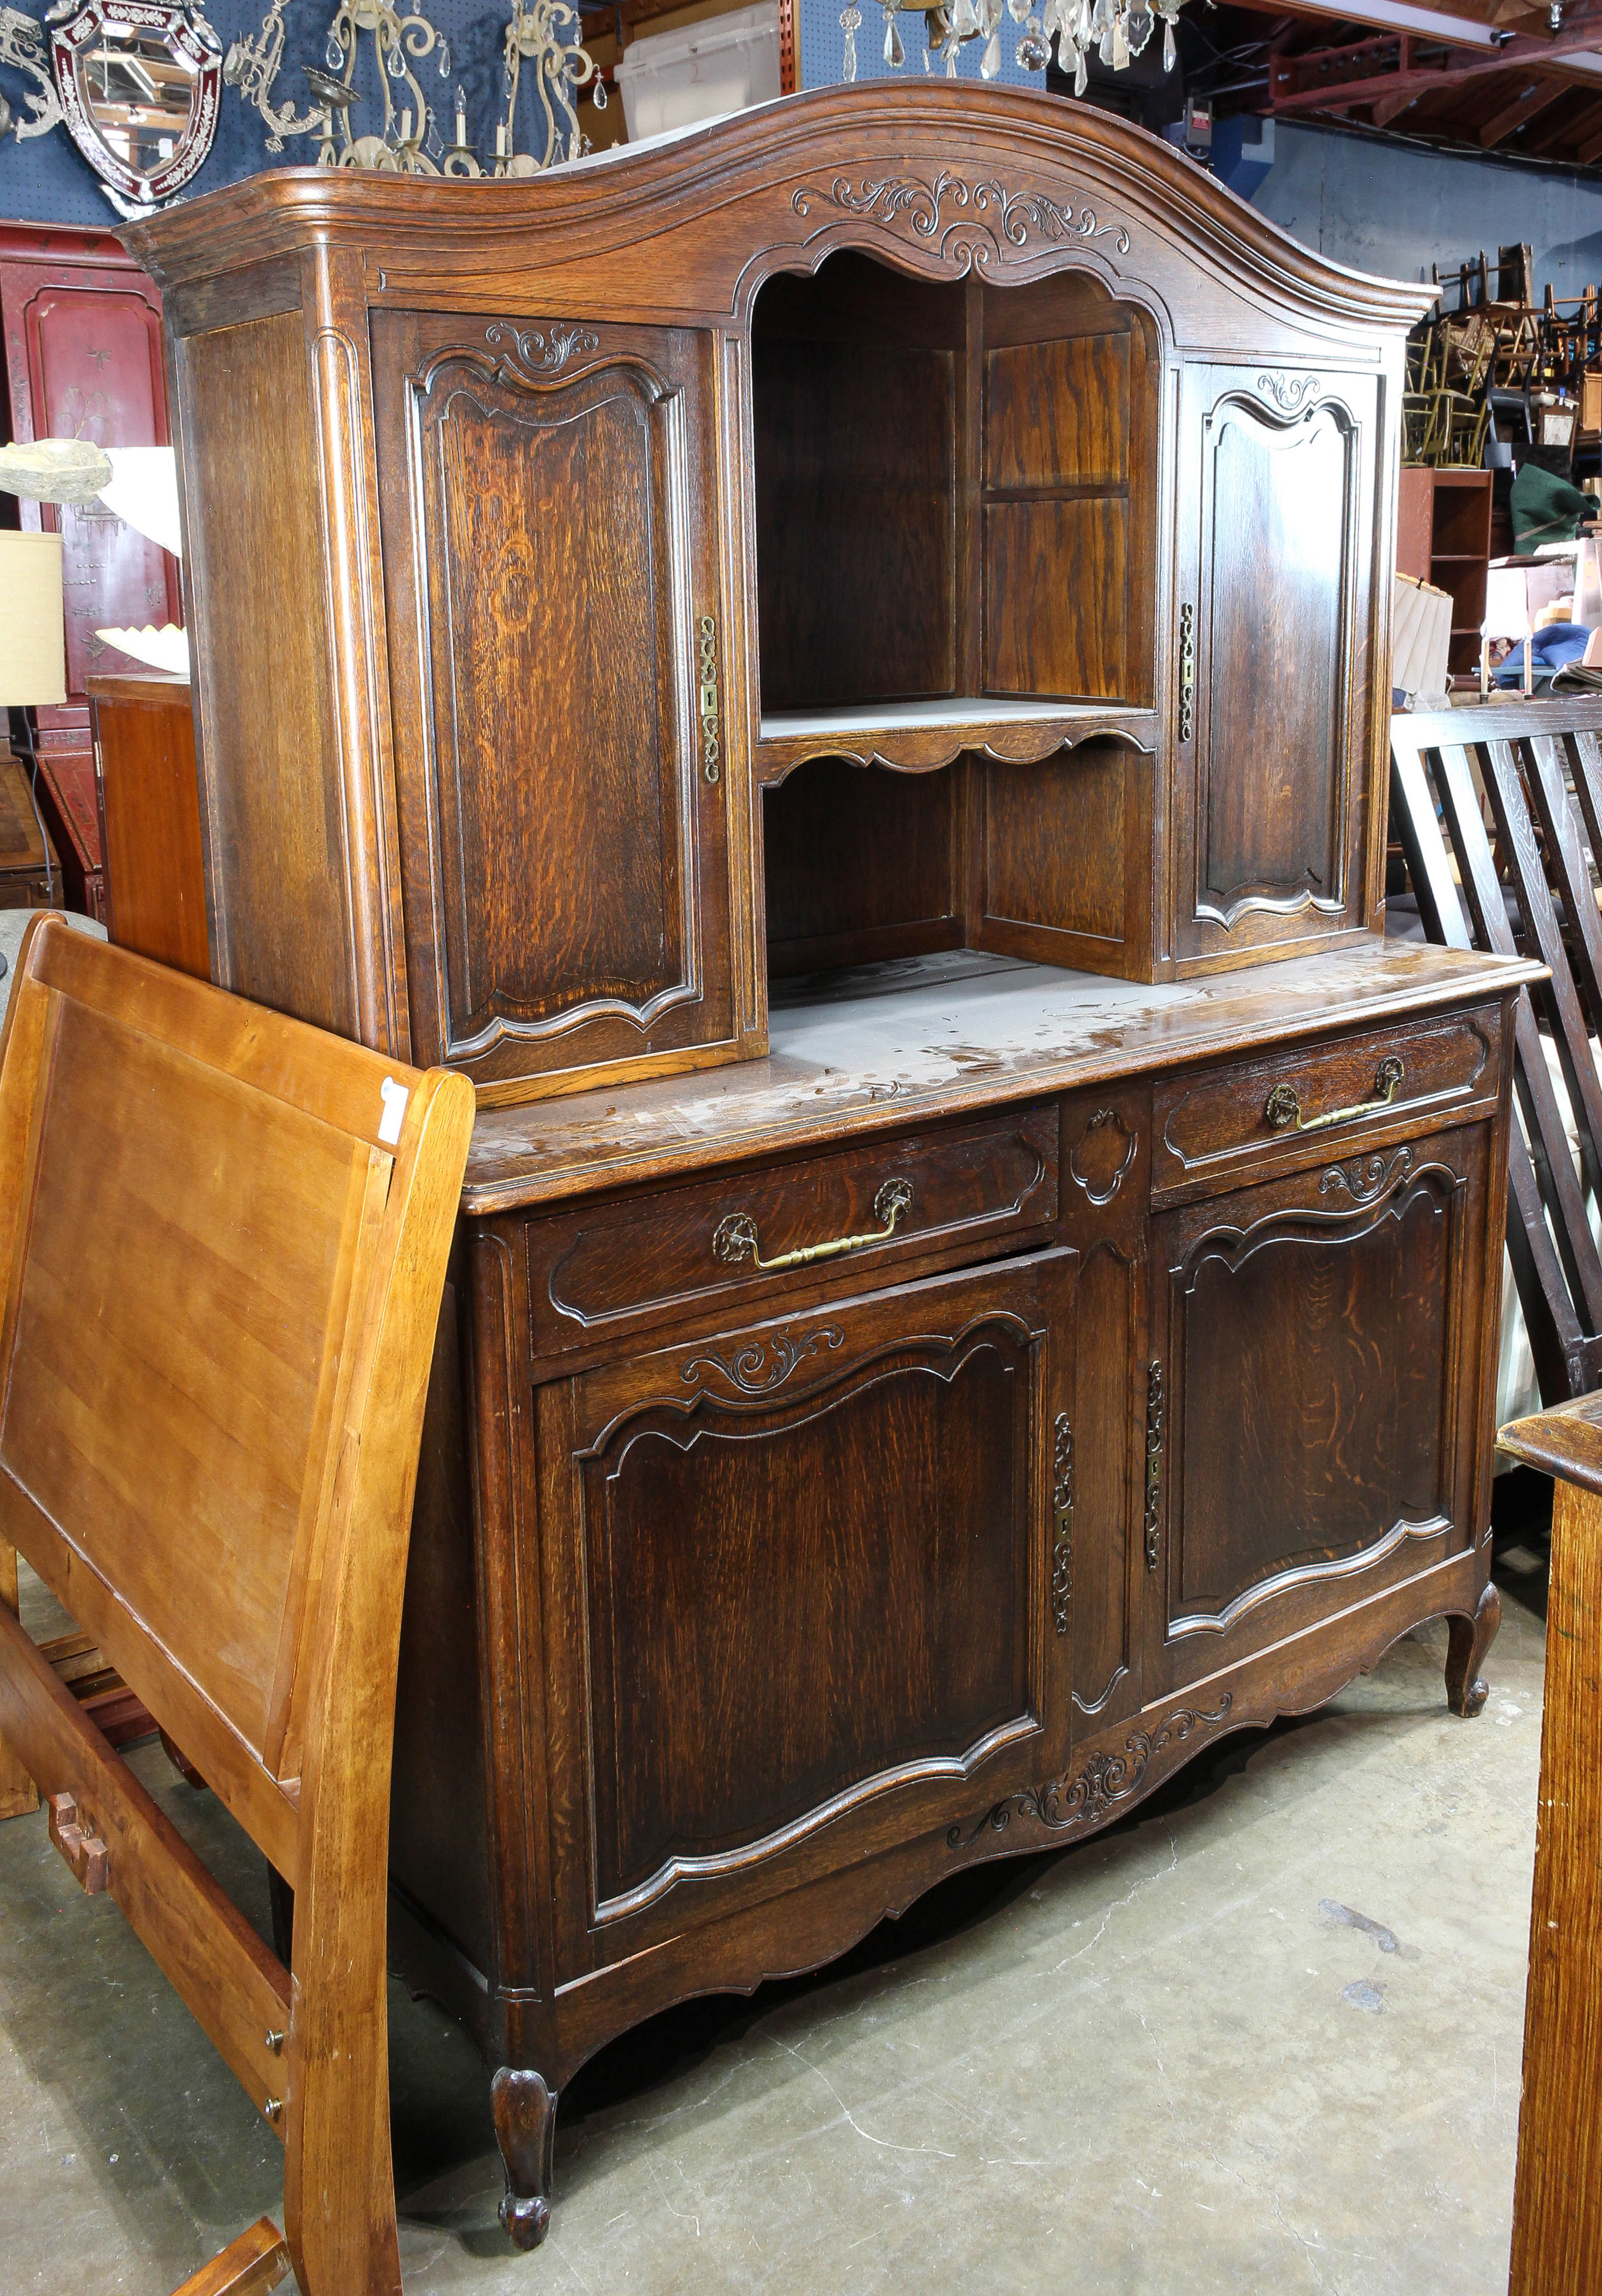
130;84;1535;2246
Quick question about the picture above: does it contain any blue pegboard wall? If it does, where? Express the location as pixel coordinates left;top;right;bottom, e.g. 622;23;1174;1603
0;0;577;224
797;0;1048;96
0;0;1054;223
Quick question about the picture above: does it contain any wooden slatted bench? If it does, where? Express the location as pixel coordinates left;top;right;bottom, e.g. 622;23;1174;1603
0;915;474;2295
1390;700;1602;1405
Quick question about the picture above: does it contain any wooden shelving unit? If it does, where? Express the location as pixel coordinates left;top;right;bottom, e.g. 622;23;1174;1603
1398;466;1494;677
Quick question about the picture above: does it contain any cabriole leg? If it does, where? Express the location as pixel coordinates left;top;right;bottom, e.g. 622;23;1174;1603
492;2066;558;2250
1445;1577;1502;1717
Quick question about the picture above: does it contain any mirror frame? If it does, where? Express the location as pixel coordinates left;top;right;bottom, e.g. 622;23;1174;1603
50;0;222;209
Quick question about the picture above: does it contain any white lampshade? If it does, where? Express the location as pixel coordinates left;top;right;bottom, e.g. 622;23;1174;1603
0;532;66;706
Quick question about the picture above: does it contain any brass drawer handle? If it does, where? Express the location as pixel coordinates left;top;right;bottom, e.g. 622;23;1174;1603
1264;1055;1404;1137
713;1178;913;1274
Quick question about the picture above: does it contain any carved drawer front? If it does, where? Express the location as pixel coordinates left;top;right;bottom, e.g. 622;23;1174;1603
525;1103;1059;1360
534;1250;1076;1970
1152;1004;1500;1204
1145;1120;1493;1694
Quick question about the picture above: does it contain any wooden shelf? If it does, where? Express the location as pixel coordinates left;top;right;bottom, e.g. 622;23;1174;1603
755;698;1159;784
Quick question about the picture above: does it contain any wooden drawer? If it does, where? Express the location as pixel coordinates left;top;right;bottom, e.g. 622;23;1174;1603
526;1103;1059;1360
1152;1004;1500;1204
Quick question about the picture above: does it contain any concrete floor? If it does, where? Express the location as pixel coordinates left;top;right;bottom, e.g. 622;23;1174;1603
0;1554;1545;2296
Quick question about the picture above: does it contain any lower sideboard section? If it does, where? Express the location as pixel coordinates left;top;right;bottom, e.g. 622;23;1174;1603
387;1056;1510;2245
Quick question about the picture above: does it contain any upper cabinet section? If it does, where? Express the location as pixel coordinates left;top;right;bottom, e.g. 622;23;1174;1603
134;86;1431;1093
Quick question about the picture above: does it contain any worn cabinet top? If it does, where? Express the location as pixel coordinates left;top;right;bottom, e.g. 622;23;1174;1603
127;85;1432;356
461;939;1539;1212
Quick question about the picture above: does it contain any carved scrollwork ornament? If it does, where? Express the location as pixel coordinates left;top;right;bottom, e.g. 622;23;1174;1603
1318;1144;1415;1206
792;171;1131;267
680;1324;845;1397
1255;370;1323;413
949;1694;1233;1849
485;320;599;380
1068;1106;1138;1206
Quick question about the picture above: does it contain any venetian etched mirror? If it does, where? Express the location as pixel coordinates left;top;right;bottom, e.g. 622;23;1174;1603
49;0;222;216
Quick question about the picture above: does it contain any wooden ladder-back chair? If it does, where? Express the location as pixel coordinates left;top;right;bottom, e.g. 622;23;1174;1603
1390;700;1602;1407
0;915;475;2294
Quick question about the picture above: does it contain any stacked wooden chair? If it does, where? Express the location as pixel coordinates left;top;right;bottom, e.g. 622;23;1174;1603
1389;700;1602;1408
0;915;474;2294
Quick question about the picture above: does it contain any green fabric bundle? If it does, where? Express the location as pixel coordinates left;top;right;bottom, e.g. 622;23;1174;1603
1511;460;1591;555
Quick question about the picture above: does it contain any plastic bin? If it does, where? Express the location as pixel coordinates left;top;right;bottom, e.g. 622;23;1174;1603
614;2;781;142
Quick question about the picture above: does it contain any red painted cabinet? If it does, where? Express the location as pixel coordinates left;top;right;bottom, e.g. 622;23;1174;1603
0;223;181;917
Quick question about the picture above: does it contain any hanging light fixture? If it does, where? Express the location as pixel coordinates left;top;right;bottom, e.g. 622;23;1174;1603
861;0;1187;81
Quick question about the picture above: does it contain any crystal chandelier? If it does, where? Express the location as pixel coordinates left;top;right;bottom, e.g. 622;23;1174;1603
493;0;597;174
225;0;600;173
226;0;468;170
844;0;1185;84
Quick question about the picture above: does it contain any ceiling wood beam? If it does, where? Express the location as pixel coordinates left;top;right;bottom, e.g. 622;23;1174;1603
1257;4;1602;114
1576;106;1602;158
1522;94;1593;151
1370;36;1417;120
1479;74;1567;142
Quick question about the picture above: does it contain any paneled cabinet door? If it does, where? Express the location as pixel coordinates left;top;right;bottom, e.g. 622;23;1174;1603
1172;363;1380;966
371;312;736;1095
533;1250;1077;1977
1143;1123;1492;1699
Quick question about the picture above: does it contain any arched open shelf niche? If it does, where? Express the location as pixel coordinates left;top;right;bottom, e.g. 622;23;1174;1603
752;247;1161;738
752;246;1162;991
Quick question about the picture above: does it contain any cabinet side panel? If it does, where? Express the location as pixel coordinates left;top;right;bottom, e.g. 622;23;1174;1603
984;497;1126;697
763;759;959;972
983;331;1129;491
176;312;357;1036
390;1282;494;1979
91;683;207;978
981;743;1126;944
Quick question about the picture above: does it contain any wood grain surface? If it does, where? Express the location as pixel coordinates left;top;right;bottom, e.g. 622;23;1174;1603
1506;1461;1602;2293
0;915;475;2296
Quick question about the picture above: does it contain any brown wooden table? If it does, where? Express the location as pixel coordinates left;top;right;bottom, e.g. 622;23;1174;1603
1499;1390;1602;2294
